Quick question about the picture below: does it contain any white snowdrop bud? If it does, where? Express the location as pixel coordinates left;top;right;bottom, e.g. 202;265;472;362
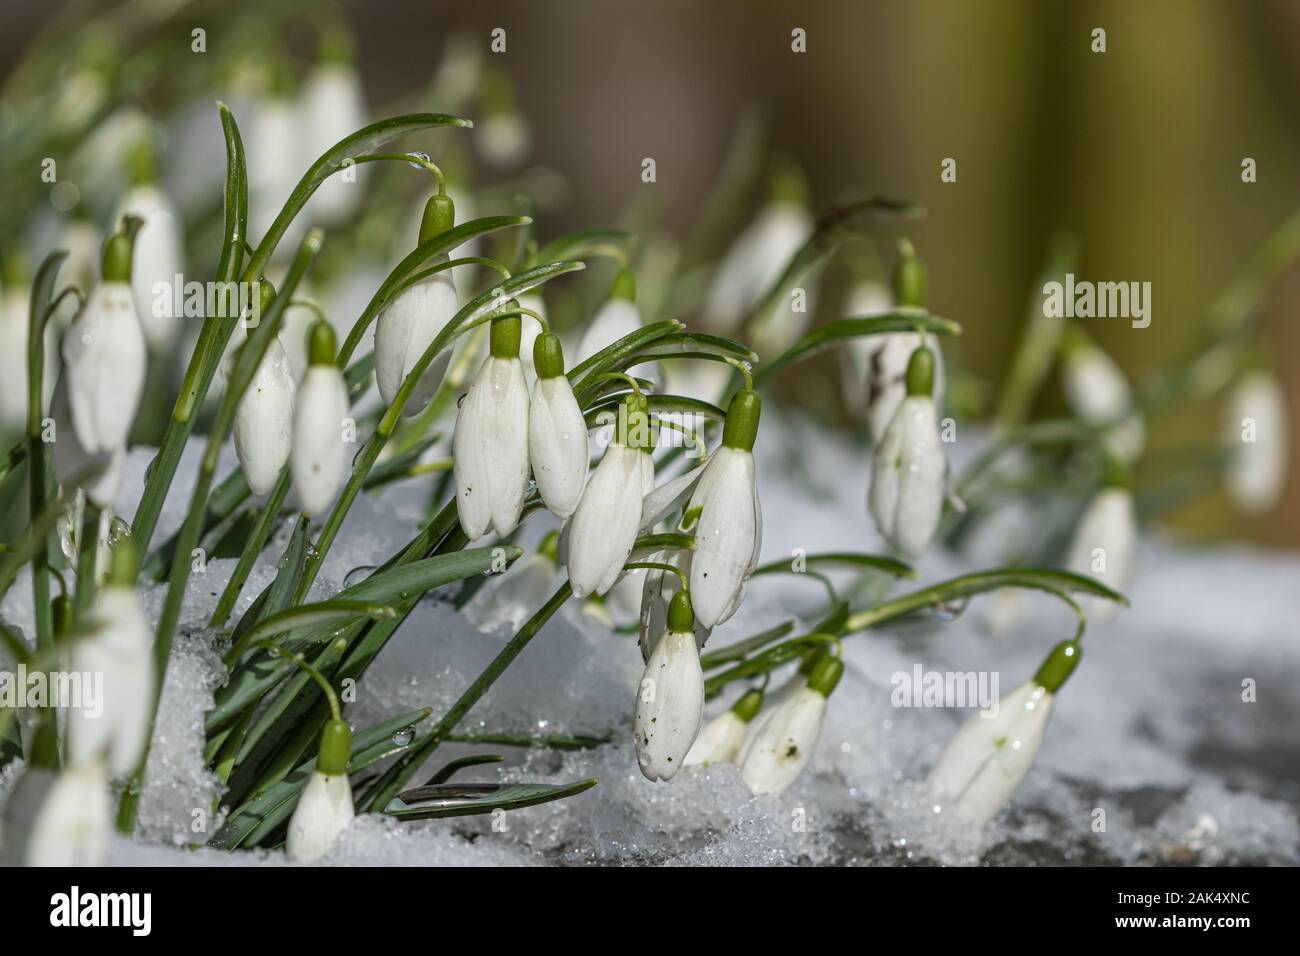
868;346;947;560
738;654;842;795
234;335;296;496
248;94;302;244
1065;463;1136;621
453;312;531;539
566;393;654;598
1223;370;1287;513
528;333;588;518
574;271;643;367
11;759;111;866
66;543;154;777
635;592;706;781
929;641;1079;827
116;175;184;351
61;228;147;457
1061;327;1145;460
299;56;368;226
703;199;811;333
690;389;763;629
291;321;350;515
375;193;458;415
287;719;355;863
685;687;764;768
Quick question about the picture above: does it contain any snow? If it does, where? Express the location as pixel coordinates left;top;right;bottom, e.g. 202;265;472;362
3;405;1298;867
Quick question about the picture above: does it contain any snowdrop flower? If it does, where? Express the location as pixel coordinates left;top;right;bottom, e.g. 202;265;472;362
453;311;531;539
66;542;154;777
234;334;296;496
638;547;710;662
704;182;811;333
299;44;367;226
375;194;459;415
476;69;530;167
566;392;654;598
465;532;559;633
51;380;125;507
858;244;946;441
685;687;764;768
61;224;147;457
1223;370;1287;513
1065;463;1136;620
116;142;184;351
635;591;706;781
287;718;355;863
1061;326;1145;460
690;388;763;629
868;345;946;560
575;271;643;367
291;321;350;515
248;92;301;243
528;333;588;517
929;640;1079;826
739;654;842;794
0;287;32;436
7;758;111;866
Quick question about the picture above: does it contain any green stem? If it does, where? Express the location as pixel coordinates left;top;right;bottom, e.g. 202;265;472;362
252;640;343;722
622;561;688;592
208;476;292;628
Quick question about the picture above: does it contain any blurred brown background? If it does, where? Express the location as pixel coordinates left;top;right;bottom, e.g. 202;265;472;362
4;0;1297;544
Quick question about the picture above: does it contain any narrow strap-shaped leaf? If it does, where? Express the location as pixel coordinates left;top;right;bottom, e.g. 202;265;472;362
384;779;598;820
754;312;961;386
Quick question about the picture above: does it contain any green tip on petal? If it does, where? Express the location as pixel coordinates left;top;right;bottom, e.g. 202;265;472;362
107;537;139;588
317;718;352;776
892;239;927;309
731;688;765;723
667;590;695;633
611;268;636;302
490;308;522;358
127;137;156;187
100;231;134;283
1033;639;1081;693
722;388;761;451
905;346;935;397
807;655;844;697
307;319;337;366
533;332;565;379
419;192;456;245
51;594;72;638
1101;456;1132;490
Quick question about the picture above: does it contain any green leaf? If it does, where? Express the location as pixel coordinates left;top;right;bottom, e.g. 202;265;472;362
751;552;915;579
223;600;397;668
754;312;961;386
568;320;683;397
0;440;26;490
534;227;629;265
383;778;598;820
427;754;506;785
626;330;757;364
214;102;248;285
699;620;797;671
583;393;727;429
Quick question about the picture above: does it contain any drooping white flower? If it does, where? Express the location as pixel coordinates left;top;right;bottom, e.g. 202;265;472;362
248;94;302;243
1061;327;1145;460
234;336;296;495
527;333;588;518
574;272;643;367
61;229;146;457
863;332;947;443
291;321;350;515
299;59;368;226
51;379;125;507
738;655;842;794
116;183;183;351
704;200;811;333
286;719;355;863
868;346;946;560
566;393;654;598
375;194;459;415
685;687;764;768
929;641;1079;827
7;759;111;866
279;292;320;383
635;592;706;781
453;313;531;539
690;389;763;629
66;545;154;777
637;546;711;662
1065;474;1136;621
1223;370;1287;513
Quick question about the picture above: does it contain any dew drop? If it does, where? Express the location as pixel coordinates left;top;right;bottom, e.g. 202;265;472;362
407;151;431;168
931;596;969;621
392;727;415;747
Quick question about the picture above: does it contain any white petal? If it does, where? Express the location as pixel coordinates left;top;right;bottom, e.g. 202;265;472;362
640;462;706;530
452;357;530;539
62;282;146;454
566;444;645;598
868;396;946;560
1063;344;1132;422
299;64;368;225
703;202;811;332
374;269;458;414
528;375;588;517
291;365;351;515
286;770;355;863
690;448;759;629
864;332;946;442
634;630;705;781
1065;487;1136;620
234;338;296;495
738;687;827;794
117;185;184;351
684;709;747;767
575;298;642;366
23;761;111;866
1224;371;1287;513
